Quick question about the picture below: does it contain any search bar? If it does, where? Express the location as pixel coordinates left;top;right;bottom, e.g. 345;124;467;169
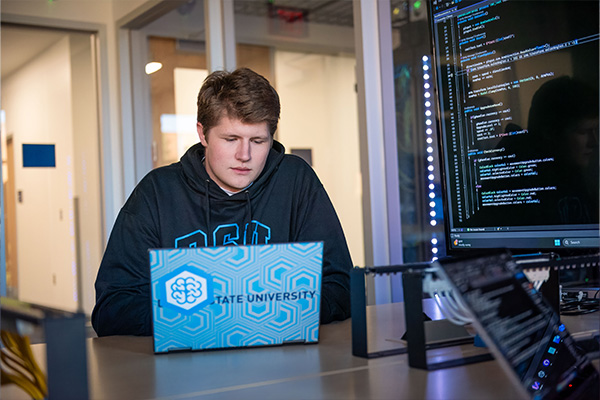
562;238;599;247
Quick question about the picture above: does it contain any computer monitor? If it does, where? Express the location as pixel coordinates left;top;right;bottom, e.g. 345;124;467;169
428;0;599;256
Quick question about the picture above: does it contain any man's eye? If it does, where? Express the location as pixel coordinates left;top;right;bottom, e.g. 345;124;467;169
225;138;236;142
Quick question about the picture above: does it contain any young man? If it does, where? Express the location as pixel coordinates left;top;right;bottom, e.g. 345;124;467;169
92;68;353;336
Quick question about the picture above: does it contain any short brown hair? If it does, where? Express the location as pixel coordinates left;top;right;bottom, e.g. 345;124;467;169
197;68;280;136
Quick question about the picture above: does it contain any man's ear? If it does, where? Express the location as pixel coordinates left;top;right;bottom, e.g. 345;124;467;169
197;122;207;146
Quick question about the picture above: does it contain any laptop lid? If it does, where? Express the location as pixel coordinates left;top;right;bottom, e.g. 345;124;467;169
434;251;599;400
149;242;323;354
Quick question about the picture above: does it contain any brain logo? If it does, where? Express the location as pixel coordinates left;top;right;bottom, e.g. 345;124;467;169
171;276;203;305
163;268;213;312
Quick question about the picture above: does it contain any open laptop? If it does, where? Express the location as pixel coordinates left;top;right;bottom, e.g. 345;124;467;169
149;242;323;353
434;251;599;400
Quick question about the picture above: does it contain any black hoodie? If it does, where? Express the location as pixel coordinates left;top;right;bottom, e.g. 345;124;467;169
92;141;352;336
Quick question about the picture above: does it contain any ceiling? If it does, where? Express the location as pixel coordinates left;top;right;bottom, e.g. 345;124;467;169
233;0;409;27
234;0;355;27
1;0;410;79
2;1;356;79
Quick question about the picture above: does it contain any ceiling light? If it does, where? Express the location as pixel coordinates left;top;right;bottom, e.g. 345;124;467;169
145;62;163;75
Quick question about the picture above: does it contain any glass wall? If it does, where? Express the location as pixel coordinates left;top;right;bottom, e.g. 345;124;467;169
1;24;103;313
147;36;207;168
134;1;365;267
387;1;446;262
142;1;280;170
273;50;364;266
233;1;364;267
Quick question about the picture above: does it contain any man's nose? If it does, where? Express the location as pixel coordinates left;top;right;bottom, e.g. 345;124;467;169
236;140;251;161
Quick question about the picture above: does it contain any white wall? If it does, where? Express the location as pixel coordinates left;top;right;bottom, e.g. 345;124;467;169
275;51;364;266
3;37;78;311
173;67;209;157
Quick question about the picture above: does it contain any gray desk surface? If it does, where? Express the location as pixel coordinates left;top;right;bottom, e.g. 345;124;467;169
3;303;598;400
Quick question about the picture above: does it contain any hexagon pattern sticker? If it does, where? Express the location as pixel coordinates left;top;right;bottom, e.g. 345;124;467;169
149;242;323;353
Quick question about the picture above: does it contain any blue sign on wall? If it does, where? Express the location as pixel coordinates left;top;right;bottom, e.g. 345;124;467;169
22;144;56;168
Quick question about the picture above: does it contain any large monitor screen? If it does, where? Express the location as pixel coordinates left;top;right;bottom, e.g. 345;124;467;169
429;0;599;254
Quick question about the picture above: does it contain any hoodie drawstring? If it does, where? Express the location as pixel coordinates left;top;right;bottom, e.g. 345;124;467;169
244;190;253;243
204;182;253;245
244;190;253;223
204;179;211;233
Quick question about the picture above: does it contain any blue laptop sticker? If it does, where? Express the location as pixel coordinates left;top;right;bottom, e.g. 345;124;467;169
158;266;214;315
150;242;323;353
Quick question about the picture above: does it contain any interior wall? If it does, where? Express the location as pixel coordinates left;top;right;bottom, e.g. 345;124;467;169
3;37;78;311
172;67;208;157
275;50;365;267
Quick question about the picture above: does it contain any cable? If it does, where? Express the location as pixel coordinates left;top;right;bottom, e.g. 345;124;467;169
432;292;469;325
0;330;47;400
560;298;599;316
423;272;474;325
442;289;474;322
433;291;473;325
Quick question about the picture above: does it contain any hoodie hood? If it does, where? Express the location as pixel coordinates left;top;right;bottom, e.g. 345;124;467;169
180;140;286;200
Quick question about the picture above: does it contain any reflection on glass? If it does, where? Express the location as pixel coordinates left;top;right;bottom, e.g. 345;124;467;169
389;2;446;262
148;37;207;168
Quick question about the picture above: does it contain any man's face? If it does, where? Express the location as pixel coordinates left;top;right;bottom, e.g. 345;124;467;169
197;116;272;193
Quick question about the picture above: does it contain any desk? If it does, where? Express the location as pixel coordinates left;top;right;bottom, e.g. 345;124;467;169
3;305;597;400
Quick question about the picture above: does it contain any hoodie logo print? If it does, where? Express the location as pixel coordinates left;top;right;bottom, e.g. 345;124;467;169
175;220;271;248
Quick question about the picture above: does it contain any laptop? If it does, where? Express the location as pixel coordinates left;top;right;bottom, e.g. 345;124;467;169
149;242;323;354
434;251;599;400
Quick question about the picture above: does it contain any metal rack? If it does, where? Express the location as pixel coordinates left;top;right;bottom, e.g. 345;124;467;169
351;262;493;369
